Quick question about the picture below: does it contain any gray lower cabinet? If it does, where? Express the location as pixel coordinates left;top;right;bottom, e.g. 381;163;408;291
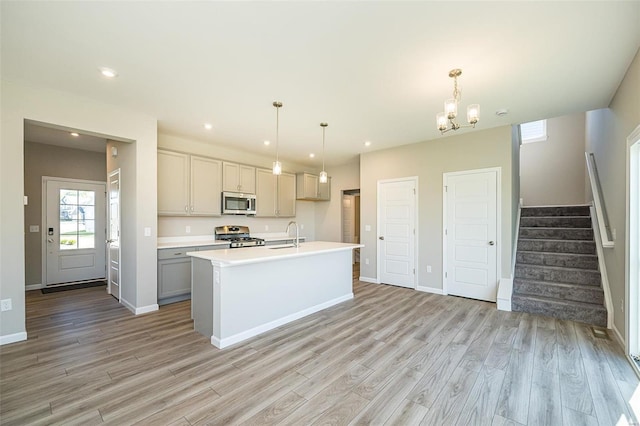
158;245;227;305
157;246;195;305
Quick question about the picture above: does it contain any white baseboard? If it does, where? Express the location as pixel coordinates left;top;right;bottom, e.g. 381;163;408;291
416;285;444;295
612;324;625;349
135;304;159;315
497;277;513;312
0;331;27;345
25;284;42;291
120;298;159;315
213;293;354;349
359;276;379;284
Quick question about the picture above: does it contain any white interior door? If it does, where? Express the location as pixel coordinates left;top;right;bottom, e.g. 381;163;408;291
378;179;416;288
45;178;106;285
108;170;121;301
445;169;498;302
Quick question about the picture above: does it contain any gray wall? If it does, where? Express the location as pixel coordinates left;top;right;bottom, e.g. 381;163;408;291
520;112;586;206
23;142;106;286
585;48;640;337
359;125;514;291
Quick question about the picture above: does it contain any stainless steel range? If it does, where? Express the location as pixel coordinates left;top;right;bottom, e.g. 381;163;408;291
215;225;265;248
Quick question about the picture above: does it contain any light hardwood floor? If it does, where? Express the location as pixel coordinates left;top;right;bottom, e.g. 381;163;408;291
1;279;638;425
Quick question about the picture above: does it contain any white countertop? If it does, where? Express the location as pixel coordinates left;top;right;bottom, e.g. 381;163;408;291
187;241;363;266
157;234;306;249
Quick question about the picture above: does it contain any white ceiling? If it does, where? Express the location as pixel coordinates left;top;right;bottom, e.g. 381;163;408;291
2;1;639;167
24;121;107;153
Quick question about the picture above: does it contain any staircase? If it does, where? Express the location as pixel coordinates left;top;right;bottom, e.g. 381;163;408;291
512;205;607;327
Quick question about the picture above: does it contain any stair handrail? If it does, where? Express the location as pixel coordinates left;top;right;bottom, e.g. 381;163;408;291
585;152;615;248
590;205;614;328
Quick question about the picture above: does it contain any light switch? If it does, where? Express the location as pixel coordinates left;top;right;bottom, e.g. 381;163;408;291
144;227;151;237
365;225;371;232
29;225;40;233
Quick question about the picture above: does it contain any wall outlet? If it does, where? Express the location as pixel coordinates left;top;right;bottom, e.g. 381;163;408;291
365;258;370;265
365;225;371;232
186;226;191;234
427;265;432;273
29;225;40;233
1;299;12;312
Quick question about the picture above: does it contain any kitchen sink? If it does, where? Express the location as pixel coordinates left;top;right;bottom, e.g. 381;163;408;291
268;244;296;250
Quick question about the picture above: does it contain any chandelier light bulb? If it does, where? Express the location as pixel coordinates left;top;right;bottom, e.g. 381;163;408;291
319;171;328;183
467;104;480;124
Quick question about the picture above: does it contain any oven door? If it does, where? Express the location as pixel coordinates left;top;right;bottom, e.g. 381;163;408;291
222;192;256;215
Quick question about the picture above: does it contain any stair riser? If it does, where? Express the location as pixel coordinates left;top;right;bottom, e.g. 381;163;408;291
519;228;593;241
521;206;590;217
520;217;592;228
516;252;598;270
515;265;601;286
518;240;596;255
513;280;604;305
512;296;606;327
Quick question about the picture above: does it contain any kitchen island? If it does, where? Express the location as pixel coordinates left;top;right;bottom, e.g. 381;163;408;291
187;241;362;349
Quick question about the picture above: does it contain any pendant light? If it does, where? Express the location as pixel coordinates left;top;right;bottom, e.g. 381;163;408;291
319;122;328;183
436;68;479;134
272;101;283;175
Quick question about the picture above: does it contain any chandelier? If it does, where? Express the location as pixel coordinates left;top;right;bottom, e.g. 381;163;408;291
436;69;479;134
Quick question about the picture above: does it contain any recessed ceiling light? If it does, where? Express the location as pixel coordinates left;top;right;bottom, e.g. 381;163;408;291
364;141;372;147
70;132;79;137
99;67;118;78
263;140;270;146
309;153;315;158
204;123;213;130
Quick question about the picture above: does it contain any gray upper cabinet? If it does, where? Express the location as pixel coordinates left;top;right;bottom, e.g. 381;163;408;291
296;172;330;201
158;149;222;216
256;168;296;217
222;162;256;194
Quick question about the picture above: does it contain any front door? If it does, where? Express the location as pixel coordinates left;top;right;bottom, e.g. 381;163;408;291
108;170;121;300
378;178;417;288
444;168;499;302
45;178;106;285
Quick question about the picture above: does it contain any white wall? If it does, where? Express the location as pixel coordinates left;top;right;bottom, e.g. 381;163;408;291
1;79;158;343
359;126;515;291
585;48;640;338
520;112;587;206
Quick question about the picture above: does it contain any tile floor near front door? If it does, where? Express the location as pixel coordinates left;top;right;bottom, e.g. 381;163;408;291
0;280;637;425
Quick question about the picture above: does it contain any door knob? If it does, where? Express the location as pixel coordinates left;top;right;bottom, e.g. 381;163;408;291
489;241;495;245
379;236;384;240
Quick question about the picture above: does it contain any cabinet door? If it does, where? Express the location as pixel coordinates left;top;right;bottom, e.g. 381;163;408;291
277;172;296;217
305;173;319;199
256;168;277;217
158;150;190;215
222;162;240;192
158;258;191;299
191;156;222;216
238;165;256;193
318;177;331;201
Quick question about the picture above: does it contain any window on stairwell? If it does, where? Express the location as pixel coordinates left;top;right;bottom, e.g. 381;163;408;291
520;119;548;143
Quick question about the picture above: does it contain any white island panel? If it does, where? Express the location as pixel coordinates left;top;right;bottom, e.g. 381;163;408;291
190;242;360;348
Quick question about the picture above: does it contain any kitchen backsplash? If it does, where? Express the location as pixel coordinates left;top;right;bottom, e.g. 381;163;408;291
158;200;316;239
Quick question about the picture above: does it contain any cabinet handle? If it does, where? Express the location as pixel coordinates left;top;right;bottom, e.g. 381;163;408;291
174;252;183;256
190;206;194;212
184;206;188;213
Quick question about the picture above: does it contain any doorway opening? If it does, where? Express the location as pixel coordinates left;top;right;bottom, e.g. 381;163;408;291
342;189;361;279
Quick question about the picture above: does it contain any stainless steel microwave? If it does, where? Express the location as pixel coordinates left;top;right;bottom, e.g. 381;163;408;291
222;192;257;215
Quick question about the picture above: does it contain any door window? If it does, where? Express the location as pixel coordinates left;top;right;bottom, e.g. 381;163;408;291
59;189;95;250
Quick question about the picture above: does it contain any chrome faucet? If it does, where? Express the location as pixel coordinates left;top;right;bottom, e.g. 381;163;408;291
286;221;299;248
